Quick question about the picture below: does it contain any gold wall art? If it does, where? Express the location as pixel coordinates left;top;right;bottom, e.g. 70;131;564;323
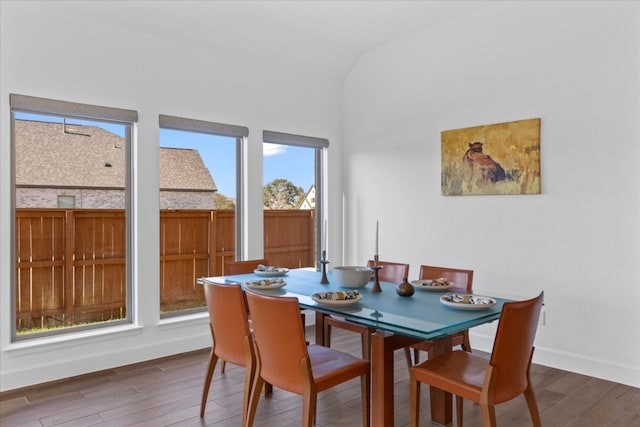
441;118;541;196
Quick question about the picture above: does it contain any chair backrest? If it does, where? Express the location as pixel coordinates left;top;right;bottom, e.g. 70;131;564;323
245;291;309;395
367;259;410;283
490;291;544;403
419;265;473;292
202;281;251;366
224;258;269;275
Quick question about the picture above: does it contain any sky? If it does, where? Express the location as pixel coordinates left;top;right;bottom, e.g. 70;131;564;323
14;113;314;198
160;129;315;197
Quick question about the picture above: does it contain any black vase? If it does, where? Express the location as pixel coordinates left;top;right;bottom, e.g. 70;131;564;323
396;277;414;297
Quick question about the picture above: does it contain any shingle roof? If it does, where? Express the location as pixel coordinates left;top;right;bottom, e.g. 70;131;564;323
15;120;216;192
159;147;216;191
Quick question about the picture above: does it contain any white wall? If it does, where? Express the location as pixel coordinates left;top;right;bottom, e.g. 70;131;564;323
0;2;343;391
2;0;638;393
343;1;640;387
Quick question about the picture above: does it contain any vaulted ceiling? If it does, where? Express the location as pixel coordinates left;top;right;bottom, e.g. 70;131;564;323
51;0;496;81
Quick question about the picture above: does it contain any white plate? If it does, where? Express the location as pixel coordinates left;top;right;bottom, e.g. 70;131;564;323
311;291;363;306
245;278;287;290
411;279;454;291
253;268;289;277
440;293;496;310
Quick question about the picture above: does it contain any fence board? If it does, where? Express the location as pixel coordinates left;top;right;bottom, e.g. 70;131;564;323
264;209;315;268
214;210;236;275
15;208;316;333
73;211;126;324
159;211;211;313
15;211;67;329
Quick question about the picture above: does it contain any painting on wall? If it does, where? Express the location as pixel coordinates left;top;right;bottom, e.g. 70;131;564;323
441;118;541;196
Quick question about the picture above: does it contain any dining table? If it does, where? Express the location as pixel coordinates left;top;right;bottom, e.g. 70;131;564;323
199;267;509;427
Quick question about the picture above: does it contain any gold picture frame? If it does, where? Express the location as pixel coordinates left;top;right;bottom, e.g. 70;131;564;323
441;118;541;196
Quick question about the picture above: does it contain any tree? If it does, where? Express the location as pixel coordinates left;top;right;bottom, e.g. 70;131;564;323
214;192;235;209
263;178;305;209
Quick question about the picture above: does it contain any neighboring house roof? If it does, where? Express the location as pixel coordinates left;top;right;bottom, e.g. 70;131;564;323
15;119;216;192
159;148;216;192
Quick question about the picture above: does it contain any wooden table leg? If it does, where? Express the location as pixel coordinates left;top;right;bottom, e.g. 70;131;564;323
428;336;454;426
314;311;327;345
371;331;394;427
371;331;422;427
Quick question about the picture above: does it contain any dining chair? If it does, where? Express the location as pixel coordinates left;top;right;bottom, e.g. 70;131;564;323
406;265;474;365
224;258;269;275
245;290;370;427
217;259;268;375
221;258;306;377
225;257;307;327
366;259;410;284
323;260;410;360
200;281;257;424
409;291;544;427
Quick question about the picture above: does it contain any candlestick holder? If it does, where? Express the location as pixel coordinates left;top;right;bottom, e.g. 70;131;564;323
370;255;383;292
320;250;330;284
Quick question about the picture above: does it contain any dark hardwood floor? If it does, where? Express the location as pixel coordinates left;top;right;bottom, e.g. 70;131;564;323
1;327;639;427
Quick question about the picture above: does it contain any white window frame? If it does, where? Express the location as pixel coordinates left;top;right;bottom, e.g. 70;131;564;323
262;130;329;269
159;114;248;261
10;94;138;341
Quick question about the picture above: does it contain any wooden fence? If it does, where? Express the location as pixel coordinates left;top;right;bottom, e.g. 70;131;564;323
15;208;316;332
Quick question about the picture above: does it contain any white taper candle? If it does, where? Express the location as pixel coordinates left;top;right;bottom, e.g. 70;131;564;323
375;220;379;256
324;219;328;255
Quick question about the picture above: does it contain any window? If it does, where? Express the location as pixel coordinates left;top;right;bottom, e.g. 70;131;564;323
262;131;328;269
158;115;246;316
57;195;76;208
11;94;137;340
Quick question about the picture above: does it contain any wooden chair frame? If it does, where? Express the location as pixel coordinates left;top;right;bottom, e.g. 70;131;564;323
409;292;544;427
246;291;370;427
406;265;474;365
323;260;409;361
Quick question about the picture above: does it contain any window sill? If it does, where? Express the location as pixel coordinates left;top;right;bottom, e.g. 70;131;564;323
4;324;144;355
157;311;209;329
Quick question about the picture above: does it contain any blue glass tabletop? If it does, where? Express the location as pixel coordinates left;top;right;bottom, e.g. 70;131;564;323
200;267;508;341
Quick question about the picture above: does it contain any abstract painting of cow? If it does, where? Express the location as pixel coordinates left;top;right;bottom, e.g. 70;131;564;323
441;118;541;196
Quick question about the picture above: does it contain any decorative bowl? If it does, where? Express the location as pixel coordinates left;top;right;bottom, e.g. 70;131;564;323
332;266;372;288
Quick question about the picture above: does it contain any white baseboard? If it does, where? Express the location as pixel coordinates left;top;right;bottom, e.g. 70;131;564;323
1;319;211;392
470;332;640;389
4;317;637;393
